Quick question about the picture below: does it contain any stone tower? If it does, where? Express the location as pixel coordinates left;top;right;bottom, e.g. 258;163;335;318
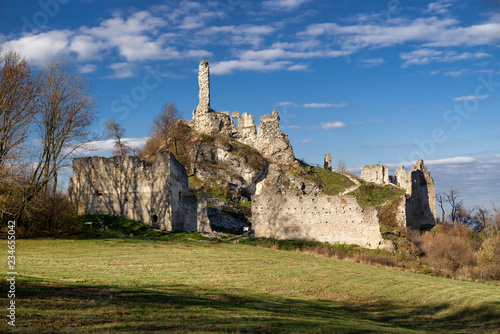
197;60;210;114
324;153;332;171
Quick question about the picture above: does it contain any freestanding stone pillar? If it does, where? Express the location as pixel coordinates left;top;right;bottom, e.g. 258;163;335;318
197;60;210;113
324;153;332;171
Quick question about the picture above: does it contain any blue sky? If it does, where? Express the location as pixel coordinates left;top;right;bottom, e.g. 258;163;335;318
1;0;499;208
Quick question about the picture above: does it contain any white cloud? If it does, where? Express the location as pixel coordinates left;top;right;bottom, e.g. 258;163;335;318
321;122;346;130
453;95;488;102
400;49;491;67
283;124;301;129
3;30;71;65
81;137;149;157
274;101;297;107
302;16;500;53
361;58;384;67
69;35;105;61
78;64;97;74
288;64;308;71
303;102;348;108
210;60;292;75
444;69;468;77
108;62;135;79
425;0;452;15
263;0;310;11
199;24;276;48
301;139;311;143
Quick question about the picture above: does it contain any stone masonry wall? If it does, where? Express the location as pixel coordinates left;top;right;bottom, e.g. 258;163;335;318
252;193;385;249
360;165;389;185
69;152;210;232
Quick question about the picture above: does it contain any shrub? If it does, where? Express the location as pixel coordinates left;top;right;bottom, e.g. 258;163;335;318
418;223;481;278
477;234;500;280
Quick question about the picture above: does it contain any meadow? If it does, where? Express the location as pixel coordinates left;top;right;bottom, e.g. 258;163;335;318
1;237;499;333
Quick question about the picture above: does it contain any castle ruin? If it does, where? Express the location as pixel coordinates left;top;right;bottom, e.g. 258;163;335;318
70;60;437;248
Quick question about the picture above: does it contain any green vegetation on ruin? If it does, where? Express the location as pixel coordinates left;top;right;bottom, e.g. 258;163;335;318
347;183;406;237
290;162;355;195
2;237;499;333
348;183;406;209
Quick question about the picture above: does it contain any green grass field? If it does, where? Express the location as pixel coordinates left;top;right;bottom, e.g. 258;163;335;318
1;238;499;333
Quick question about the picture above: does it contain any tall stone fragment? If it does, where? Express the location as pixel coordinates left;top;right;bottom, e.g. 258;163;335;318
197;60;210;114
396;159;437;229
324;153;332;171
395;165;410;193
255;110;295;164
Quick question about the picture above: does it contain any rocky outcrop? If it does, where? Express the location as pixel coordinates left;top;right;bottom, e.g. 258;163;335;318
192;140;269;202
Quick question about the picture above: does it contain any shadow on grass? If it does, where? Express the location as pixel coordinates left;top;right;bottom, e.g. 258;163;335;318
2;277;499;333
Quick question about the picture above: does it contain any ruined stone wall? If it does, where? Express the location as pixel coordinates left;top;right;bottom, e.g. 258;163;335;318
232;111;257;147
252;193;385;249
396;160;436;229
395;166;410;192
70;152;209;232
254;110;295;164
360;165;389;185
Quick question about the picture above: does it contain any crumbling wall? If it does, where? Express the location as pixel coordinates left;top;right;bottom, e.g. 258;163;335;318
254;110;295;164
396;159;436;229
395;165;410;193
70;152;210;232
252;193;385;249
232;111;257;146
360;165;389;185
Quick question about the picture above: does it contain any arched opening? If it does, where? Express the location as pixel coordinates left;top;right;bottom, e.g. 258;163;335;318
232;117;238;128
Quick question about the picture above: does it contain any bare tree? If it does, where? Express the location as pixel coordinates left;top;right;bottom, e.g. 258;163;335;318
445;188;463;224
150;102;183;156
336;159;348;173
31;58;98;198
0;48;39;168
436;192;446;224
105;119;130;157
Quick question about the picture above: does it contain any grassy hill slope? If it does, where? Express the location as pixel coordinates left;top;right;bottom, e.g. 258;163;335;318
2;238;499;333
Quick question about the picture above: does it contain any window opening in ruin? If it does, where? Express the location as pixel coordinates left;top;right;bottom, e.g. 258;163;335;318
116;164;119;168
152;214;158;223
232;117;238;128
95;190;103;196
91;164;95;169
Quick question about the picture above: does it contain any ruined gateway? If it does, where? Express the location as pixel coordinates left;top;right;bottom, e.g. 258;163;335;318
70;60;436;249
